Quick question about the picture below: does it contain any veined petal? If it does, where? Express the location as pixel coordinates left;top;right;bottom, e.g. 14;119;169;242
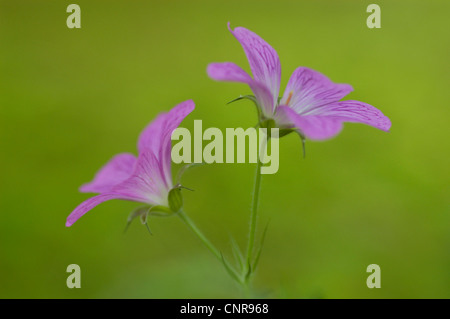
228;23;281;110
275;105;343;140
280;67;353;114
66;193;132;227
79;153;137;194
207;62;275;117
308;100;391;132
137;100;195;188
113;150;170;206
207;62;253;83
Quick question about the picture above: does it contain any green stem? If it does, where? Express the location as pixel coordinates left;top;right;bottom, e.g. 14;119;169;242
245;159;263;276
178;209;244;287
178;209;221;261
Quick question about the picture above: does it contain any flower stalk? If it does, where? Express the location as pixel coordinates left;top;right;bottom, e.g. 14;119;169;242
177;209;221;261
244;158;262;279
178;208;246;288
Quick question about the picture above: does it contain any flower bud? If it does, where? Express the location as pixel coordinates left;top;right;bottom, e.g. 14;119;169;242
168;187;183;212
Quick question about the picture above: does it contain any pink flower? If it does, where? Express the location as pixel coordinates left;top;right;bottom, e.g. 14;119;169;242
66;100;195;227
207;23;391;140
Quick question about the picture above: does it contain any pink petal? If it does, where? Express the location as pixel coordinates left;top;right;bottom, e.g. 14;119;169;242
207;62;275;117
280;67;353;114
207;62;252;83
137;100;195;187
228;23;281;111
66;193;130;227
275;105;343;140
112;149;169;206
308;100;392;132
79;153;137;194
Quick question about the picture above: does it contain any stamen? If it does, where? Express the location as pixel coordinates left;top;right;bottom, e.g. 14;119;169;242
285;91;293;105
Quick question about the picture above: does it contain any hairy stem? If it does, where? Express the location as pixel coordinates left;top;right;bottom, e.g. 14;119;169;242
245;159;263;277
178;209;244;287
178;209;221;261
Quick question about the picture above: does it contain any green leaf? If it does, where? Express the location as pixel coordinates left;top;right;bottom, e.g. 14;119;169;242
230;237;244;271
245;261;252;282
220;252;243;284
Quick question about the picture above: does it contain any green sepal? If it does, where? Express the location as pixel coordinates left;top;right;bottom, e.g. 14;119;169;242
140;212;148;224
124;205;172;233
148;205;173;215
227;95;261;121
295;130;306;158
278;128;295;138
124;206;149;233
126;206;148;223
227;94;257;106
259;119;277;139
144;206;175;234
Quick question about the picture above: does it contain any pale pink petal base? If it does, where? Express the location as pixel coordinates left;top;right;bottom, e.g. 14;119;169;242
112;150;170;206
137;100;195;188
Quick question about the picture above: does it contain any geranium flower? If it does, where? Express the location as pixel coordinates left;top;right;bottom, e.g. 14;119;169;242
66;100;195;227
207;23;391;140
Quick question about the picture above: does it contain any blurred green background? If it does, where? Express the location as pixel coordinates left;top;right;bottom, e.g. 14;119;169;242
0;0;449;298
